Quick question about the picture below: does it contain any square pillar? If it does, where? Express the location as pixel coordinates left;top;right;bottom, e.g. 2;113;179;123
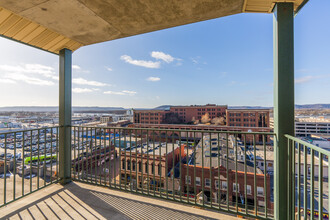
59;48;72;184
273;3;294;220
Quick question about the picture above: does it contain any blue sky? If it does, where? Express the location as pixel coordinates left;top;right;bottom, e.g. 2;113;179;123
0;1;329;108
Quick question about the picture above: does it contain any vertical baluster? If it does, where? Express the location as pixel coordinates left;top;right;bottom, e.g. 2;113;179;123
186;130;189;204
56;127;59;181
153;130;156;196
292;139;296;219
172;131;175;200
304;145;307;219
319;153;323;220
194;131;197;205
263;134;267;217
166;130;168;199
50;128;54;184
298;143;301;220
310;149;314;219
226;132;229;211
235;133;238;212
13;132;17;201
179;131;182;202
4;133;7;204
44;128;47;186
146;131;149;195
217;132;221;210
140;129;143;194
202;131;204;207
130;129;133;192
253;134;257;216
209;132;213;208
37;129;40;189
30;130;32;192
244;134;247;215
159;130;162;198
22;131;25;196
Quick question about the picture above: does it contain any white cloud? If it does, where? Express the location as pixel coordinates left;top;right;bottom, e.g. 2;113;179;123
295;76;313;84
0;63;58;85
72;65;81;70
146;77;161;82
73;77;108;87
5;73;54;86
151;51;174;63
120;55;160;69
105;66;113;71
104;90;137;96
73;88;93;93
0;78;17;84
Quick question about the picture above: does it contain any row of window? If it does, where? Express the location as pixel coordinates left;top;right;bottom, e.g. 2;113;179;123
122;160;162;175
140;113;160;116
229;113;257;117
185;176;264;196
141;117;159;120
197;108;224;112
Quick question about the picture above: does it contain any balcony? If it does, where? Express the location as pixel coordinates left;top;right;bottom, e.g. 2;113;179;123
0;1;321;219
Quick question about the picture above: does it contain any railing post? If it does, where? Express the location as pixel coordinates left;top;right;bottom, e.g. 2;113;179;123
59;48;72;184
273;3;294;220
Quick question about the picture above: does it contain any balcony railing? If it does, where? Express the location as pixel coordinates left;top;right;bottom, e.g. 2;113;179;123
71;126;275;219
3;126;328;219
0;127;59;207
286;135;330;220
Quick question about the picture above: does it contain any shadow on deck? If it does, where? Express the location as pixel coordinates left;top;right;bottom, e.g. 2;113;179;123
0;182;238;220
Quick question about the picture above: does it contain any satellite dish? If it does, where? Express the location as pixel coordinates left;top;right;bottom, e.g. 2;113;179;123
248;129;252;133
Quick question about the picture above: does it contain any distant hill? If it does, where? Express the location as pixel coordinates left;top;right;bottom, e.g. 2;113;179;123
153;105;172;110
0;106;125;112
295;104;330;109
0;104;328;112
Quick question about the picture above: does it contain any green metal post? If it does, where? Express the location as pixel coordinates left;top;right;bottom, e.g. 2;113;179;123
59;48;72;185
273;3;294;220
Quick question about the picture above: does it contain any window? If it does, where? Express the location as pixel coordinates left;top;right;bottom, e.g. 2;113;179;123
233;183;239;192
132;161;136;171
158;164;161;175
268;162;273;168
145;162;148;173
196;177;201;186
247;185;252;195
185;175;191;184
221;181;227;190
215;180;219;189
257;187;264;196
122;160;125;169
151;163;155;174
205;178;210;187
127;160;131;170
138;161;142;172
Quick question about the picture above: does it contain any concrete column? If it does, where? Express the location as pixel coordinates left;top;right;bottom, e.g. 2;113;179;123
273;3;294;220
59;48;72;184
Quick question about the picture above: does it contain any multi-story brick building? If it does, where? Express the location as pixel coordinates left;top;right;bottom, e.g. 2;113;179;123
226;109;270;128
133;110;167;124
133;104;227;125
120;144;186;190
170;104;227;123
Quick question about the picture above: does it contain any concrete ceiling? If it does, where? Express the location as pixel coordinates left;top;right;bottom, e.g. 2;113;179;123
0;0;306;54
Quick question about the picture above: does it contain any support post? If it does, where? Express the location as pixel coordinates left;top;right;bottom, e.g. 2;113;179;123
59;48;72;184
273;3;294;220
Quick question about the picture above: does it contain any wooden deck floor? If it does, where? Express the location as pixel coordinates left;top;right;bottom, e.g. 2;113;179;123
0;181;238;220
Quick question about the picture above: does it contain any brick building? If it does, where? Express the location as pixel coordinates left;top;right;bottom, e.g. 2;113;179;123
226;109;270;128
133;104;227;125
120;144;186;190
